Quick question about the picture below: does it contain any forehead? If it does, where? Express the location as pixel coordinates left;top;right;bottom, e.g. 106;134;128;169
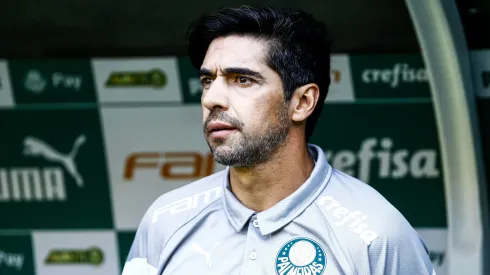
202;35;268;71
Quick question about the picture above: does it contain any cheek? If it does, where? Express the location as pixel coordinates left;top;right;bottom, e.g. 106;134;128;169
242;106;276;131
202;107;210;122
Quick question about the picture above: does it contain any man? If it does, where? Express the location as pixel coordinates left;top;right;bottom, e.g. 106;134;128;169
122;5;436;275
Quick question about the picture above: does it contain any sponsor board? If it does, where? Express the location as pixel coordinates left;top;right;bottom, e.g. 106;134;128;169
8;59;96;104
116;231;136;272
101;106;225;229
0;235;35;274
0;109;113;229
471;50;490;98
178;57;201;104
92;58;182;103
477;99;490;190
0;60;14;107
101;103;446;229
416;228;447;275
32;231;119;275
326;54;354;102
309;103;446;227
178;54;354;104
350;54;431;99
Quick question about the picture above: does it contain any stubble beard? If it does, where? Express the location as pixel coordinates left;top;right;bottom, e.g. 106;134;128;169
204;101;290;168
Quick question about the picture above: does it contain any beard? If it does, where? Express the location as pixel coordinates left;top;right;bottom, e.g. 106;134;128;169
203;100;290;168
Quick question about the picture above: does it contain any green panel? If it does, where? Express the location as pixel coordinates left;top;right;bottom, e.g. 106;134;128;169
478;99;490;201
0;235;36;275
117;231;136;272
9;59;96;105
350;54;431;99
0;108;113;229
482;71;490;90
178;57;202;104
310;103;446;227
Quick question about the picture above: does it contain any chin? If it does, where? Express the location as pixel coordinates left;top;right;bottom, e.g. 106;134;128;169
209;140;233;153
207;132;238;146
207;136;227;146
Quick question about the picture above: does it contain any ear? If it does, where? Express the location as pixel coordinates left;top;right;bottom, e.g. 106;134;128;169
291;84;320;123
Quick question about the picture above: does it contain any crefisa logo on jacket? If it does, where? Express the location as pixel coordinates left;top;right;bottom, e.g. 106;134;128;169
275;237;326;275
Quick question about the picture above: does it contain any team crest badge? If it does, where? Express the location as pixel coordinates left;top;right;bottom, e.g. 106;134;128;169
275;237;326;275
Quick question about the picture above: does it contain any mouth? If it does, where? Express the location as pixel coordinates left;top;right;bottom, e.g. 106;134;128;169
207;122;238;139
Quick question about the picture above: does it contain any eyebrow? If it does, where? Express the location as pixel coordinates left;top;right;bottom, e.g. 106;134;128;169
199;68;213;77
199;67;265;81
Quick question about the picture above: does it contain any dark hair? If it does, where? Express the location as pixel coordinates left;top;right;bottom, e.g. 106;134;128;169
186;5;332;141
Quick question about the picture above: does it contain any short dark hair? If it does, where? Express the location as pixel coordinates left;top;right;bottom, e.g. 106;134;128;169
186;5;332;141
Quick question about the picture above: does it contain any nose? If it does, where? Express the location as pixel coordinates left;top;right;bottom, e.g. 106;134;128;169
201;77;229;111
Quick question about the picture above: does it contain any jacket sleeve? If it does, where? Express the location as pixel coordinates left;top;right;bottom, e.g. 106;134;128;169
121;208;159;275
368;211;436;275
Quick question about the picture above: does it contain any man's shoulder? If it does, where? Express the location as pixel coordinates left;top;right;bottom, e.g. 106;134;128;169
314;168;420;247
143;170;226;228
154;170;226;205
313;169;432;273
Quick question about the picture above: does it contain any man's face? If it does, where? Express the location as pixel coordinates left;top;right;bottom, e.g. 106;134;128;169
200;35;290;167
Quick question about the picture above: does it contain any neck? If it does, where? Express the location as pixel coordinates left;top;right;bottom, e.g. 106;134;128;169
228;138;315;213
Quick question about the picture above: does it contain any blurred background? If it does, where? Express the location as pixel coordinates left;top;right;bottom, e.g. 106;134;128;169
0;0;489;274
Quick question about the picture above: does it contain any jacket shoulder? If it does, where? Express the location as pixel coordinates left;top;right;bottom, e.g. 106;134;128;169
314;168;414;246
147;170;226;226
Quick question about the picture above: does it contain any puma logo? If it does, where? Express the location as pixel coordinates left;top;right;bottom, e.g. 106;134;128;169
190;242;220;268
23;135;86;187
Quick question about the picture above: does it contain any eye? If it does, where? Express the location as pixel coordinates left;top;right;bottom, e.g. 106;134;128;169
200;77;213;88
235;76;253;85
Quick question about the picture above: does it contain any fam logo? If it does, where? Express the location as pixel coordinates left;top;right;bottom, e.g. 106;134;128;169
105;69;167;89
124;151;216;181
152;186;221;223
275;237;326;275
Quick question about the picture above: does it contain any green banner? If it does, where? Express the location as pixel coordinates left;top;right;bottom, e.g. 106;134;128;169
310;102;446;227
0;109;113;229
350;54;431;99
0;235;35;275
9;59;96;105
117;231;136;272
478;99;490;179
178;57;201;104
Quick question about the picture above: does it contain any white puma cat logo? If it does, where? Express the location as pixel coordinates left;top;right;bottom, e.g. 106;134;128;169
190;242;220;268
23;135;86;187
